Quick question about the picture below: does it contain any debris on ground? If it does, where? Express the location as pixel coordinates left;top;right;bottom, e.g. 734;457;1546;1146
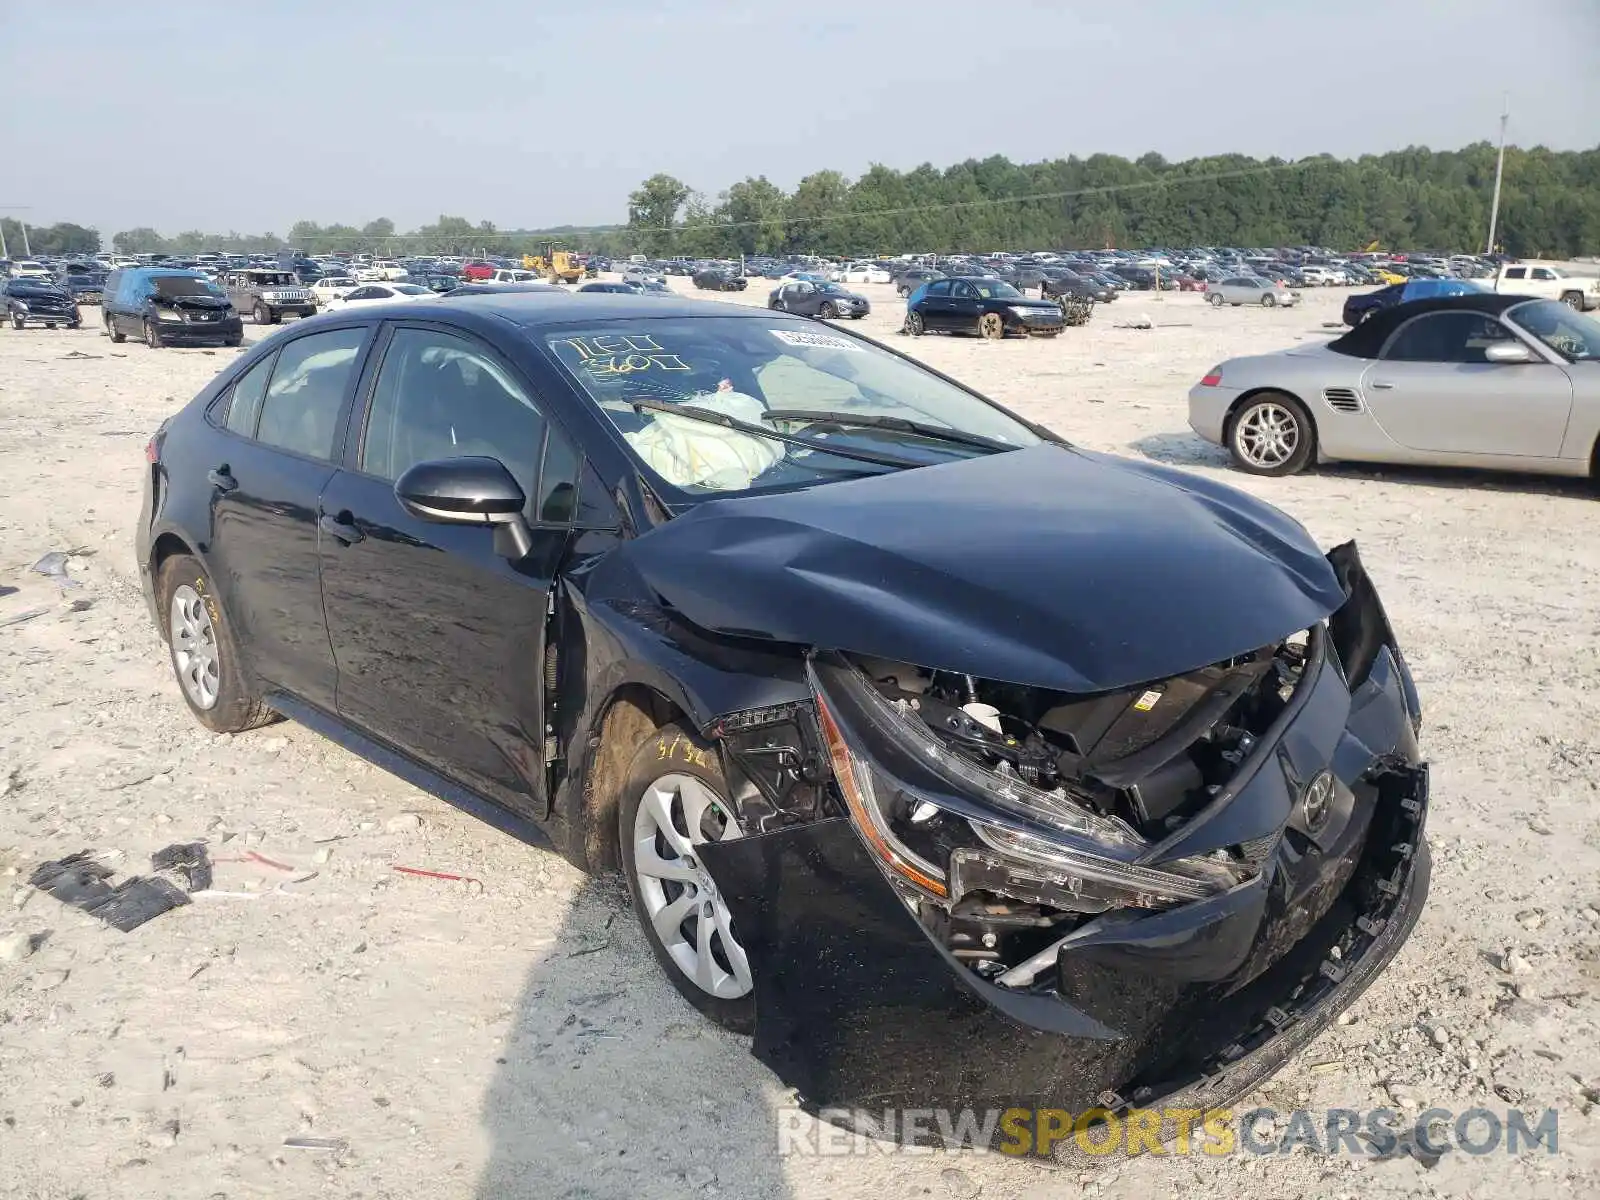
283;1136;349;1153
31;550;86;587
394;865;483;889
150;842;212;892
0;606;50;629
28;850;196;932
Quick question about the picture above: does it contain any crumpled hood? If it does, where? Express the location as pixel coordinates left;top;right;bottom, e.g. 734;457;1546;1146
620;444;1348;693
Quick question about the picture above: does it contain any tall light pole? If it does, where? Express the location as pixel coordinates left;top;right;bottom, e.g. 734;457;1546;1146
1486;93;1509;255
0;206;34;259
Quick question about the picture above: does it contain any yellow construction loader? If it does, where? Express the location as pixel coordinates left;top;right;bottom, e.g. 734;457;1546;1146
522;242;583;284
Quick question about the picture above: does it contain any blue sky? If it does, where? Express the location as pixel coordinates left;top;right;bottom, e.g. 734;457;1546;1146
2;0;1595;236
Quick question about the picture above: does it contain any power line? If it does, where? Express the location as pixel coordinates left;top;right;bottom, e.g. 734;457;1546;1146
279;158;1329;244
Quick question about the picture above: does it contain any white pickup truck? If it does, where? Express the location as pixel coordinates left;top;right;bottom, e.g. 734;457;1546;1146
1494;261;1600;311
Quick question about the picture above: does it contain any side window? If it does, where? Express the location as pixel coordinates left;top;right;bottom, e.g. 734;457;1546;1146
346;286;377;301
224;352;277;437
925;280;951;297
1531;268;1555;281
255;327;367;459
953;282;978;300
1503;267;1526;280
359;328;546;517
1382;313;1513;364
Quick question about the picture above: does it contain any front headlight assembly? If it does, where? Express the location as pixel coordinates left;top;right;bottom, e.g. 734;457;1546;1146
156;308;183;322
807;655;1248;917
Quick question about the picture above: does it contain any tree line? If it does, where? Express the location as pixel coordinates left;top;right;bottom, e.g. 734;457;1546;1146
626;143;1599;259
12;142;1596;262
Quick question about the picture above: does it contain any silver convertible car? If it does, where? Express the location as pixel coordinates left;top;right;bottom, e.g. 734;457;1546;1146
1188;293;1600;476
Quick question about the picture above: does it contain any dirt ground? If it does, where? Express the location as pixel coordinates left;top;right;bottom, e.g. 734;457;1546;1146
1;278;1597;1200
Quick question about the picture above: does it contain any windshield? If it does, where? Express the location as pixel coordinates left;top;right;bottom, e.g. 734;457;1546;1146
542;316;1043;498
152;276;223;298
1511;299;1600;361
969;279;1023;300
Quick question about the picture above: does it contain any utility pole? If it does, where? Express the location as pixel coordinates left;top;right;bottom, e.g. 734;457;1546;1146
1486;93;1509;255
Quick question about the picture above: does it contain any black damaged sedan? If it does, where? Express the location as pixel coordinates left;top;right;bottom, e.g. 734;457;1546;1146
136;293;1428;1144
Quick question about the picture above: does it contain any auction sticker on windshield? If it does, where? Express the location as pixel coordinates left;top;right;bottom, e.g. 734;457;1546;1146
770;329;866;352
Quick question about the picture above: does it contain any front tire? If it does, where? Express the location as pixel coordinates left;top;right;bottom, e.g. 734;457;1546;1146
904;311;925;336
157;554;276;733
144;320;162;349
818;301;837;319
1228;392;1315;477
9;312;23;330
618;722;754;1033
978;311;1005;339
1260;292;1277;307
107;315;125;342
1561;291;1584;310
253;303;269;325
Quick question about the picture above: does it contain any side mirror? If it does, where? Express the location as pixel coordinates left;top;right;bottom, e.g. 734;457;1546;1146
394;456;534;559
1483;341;1533;364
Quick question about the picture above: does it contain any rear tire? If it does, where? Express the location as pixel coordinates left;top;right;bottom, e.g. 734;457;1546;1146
156;554;276;734
618;721;754;1034
1227;392;1315;477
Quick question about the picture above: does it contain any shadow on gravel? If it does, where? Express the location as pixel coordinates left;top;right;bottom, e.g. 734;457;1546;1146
1129;431;1231;467
1130;431;1598;501
475;873;793;1200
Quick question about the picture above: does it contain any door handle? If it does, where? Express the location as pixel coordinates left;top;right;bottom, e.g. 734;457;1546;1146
318;512;364;545
1369;381;1395;389
207;466;238;492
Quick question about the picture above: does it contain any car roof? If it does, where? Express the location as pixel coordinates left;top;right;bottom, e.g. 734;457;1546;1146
1328;292;1528;358
433;292;772;325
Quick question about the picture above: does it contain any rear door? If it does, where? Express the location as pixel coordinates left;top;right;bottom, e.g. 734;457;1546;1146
317;322;578;818
203;323;375;708
919;279;954;329
1362;310;1573;456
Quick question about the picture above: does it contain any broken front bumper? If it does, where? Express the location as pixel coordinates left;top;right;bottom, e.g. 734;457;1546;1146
699;542;1430;1147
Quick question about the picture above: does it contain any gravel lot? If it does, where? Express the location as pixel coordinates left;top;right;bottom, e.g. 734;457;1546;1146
1;279;1597;1199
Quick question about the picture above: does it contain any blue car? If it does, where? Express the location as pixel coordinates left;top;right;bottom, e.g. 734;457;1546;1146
1342;277;1482;326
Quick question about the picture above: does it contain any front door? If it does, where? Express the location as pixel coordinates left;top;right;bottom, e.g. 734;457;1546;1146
318;323;575;818
204;324;374;708
1362;310;1574;457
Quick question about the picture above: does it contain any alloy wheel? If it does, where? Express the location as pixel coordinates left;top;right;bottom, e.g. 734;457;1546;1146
632;773;752;1000
169;584;221;710
1235;402;1301;469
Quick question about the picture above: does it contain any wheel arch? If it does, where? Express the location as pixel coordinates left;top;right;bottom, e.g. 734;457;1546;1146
150;532;200;637
575;683;687;874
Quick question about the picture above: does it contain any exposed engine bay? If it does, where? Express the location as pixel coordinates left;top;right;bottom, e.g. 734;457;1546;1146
840;637;1313;981
858;637;1306;838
